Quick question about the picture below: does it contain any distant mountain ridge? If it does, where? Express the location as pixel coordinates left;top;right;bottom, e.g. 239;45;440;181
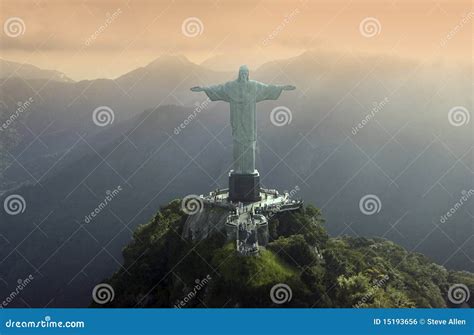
0;59;74;83
0;51;471;308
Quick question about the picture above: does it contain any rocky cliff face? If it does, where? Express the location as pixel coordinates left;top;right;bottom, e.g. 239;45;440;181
182;205;229;241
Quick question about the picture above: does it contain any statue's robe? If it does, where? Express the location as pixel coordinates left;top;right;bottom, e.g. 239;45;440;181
202;80;284;174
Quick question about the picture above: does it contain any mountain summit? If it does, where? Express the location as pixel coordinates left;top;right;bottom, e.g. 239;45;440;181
93;200;473;308
0;59;74;82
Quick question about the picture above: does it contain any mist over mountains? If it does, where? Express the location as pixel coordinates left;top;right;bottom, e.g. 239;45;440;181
0;59;74;83
0;51;472;307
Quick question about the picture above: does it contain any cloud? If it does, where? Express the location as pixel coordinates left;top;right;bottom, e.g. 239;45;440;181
1;0;470;80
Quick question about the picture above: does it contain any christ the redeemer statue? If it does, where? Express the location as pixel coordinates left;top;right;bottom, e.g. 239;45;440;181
191;65;295;202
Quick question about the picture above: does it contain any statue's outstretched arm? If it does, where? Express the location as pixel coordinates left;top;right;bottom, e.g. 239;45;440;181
191;84;230;102
255;82;296;102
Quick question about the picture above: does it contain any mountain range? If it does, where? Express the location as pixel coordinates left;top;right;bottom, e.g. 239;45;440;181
0;51;472;307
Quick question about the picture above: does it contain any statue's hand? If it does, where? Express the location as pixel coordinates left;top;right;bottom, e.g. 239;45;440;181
190;86;204;92
283;85;296;91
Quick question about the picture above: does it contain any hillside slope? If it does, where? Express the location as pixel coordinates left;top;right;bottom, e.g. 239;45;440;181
94;200;473;308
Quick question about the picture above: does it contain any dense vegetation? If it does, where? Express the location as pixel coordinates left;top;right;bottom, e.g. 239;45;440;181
94;200;473;308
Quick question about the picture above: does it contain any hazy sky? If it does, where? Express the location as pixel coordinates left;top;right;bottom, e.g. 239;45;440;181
1;0;472;80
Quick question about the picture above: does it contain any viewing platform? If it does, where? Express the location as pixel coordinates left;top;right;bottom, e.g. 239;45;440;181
193;188;303;255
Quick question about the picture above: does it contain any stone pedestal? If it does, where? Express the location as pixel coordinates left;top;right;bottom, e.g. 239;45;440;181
228;170;261;202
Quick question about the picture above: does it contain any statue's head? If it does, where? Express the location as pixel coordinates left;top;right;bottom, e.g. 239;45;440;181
238;65;249;82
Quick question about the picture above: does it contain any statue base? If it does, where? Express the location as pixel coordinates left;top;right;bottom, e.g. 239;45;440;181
228;170;261;203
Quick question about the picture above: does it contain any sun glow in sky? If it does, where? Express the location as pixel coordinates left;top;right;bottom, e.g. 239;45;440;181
1;0;472;80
